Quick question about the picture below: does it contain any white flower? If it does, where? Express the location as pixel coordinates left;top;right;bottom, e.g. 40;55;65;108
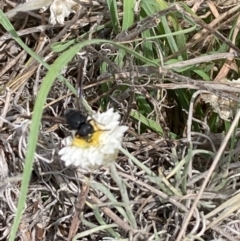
58;108;128;171
49;0;82;25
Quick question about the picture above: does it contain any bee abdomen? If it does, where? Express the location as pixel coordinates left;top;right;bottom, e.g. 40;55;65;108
64;109;87;129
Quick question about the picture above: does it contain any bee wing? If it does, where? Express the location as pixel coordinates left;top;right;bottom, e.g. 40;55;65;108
21;115;67;124
42;116;67;124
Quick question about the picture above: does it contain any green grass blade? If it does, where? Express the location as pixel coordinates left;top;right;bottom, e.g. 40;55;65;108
122;0;135;31
115;0;135;66
130;109;177;138
106;0;120;34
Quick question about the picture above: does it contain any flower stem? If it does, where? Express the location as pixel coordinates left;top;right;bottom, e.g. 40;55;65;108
109;163;137;229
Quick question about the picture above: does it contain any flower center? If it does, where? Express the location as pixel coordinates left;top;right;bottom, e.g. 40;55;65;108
72;121;104;148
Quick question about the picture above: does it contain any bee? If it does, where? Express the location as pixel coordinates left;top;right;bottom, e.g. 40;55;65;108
63;61;95;141
64;109;94;141
23;61;95;142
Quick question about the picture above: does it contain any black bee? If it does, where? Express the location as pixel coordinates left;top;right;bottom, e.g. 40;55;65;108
64;109;94;140
63;61;95;141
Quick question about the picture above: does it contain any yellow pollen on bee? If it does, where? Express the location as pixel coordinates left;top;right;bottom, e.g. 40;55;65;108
72;121;104;148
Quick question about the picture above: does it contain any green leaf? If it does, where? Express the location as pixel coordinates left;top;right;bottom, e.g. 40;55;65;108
122;0;135;31
106;0;120;34
193;69;210;81
135;93;152;115
130;109;177;138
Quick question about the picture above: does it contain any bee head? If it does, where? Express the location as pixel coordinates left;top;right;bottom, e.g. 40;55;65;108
76;122;94;138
